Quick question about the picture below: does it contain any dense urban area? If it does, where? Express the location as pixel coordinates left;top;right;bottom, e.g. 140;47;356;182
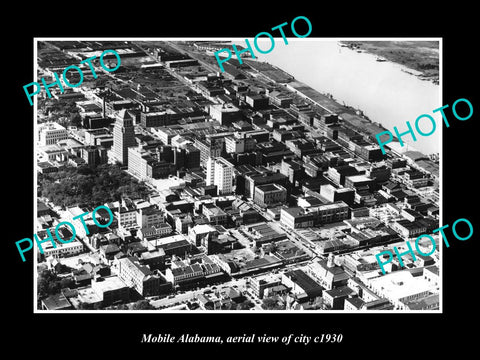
35;40;440;311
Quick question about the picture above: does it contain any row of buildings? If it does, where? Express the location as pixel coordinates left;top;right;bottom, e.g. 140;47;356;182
36;40;440;311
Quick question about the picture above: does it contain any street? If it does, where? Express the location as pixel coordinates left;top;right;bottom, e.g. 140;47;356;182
150;277;247;309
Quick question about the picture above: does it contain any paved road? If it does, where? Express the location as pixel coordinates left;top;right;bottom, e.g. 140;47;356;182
229;228;252;248
150;278;247;309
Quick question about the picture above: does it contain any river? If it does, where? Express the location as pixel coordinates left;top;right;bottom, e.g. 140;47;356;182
251;39;441;155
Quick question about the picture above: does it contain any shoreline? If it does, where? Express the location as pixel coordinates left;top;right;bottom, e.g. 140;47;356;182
244;60;439;178
175;42;437;158
339;41;439;85
248;60;424;156
284;78;420;155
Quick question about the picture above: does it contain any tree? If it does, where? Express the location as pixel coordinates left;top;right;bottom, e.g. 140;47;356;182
37;269;61;299
131;300;155;310
237;301;253;310
38;164;151;208
77;165;95;176
106;303;128;310
261;296;285;310
78;302;93;310
59;277;75;289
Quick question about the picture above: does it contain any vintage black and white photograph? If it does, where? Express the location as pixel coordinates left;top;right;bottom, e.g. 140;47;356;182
31;37;443;313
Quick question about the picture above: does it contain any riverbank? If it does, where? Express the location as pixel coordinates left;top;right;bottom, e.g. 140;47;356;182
241;57;418;154
340;41;439;85
285;79;392;140
173;40;437;156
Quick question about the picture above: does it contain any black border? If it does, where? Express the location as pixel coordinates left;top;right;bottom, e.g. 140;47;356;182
7;5;478;354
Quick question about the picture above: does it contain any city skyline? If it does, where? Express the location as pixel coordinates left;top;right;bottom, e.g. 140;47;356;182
33;38;441;313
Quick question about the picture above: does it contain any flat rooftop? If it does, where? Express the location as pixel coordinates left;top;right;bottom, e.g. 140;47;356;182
256;183;284;192
92;276;128;292
284;269;322;292
369;270;437;301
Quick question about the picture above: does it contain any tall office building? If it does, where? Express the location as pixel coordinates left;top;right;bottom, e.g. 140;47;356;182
206;157;215;187
113;109;136;166
206;157;234;195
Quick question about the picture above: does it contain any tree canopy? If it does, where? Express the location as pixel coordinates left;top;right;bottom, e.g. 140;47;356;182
131;300;155;310
261;296;285;310
39;164;151;208
37;269;74;299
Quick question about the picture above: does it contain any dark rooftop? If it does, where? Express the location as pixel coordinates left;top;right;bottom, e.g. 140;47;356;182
284;269;322;293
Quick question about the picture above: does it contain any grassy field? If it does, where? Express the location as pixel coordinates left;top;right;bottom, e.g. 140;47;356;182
341;41;439;83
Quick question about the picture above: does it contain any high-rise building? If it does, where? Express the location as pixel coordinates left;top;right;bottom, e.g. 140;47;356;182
113;109;136;166
215;157;234;195
206;157;215;186
206;157;234;195
194;136;226;166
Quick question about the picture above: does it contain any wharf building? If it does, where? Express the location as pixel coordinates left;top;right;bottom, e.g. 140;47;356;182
267;90;293;108
353;142;384;162
245;93;269;110
313;114;339;132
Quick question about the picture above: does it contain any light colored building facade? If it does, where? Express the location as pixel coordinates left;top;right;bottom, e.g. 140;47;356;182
136;206;165;229
38;239;85;260
91;276;130;306
38;122;68;146
209;103;241;126
117;257;162;297
113;109;136;165
280;201;350;229
206;157;234;195
253;183;287;207
128;146;149;179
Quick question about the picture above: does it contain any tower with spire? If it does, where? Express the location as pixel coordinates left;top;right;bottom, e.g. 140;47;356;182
327;252;335;268
113;109;136;166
